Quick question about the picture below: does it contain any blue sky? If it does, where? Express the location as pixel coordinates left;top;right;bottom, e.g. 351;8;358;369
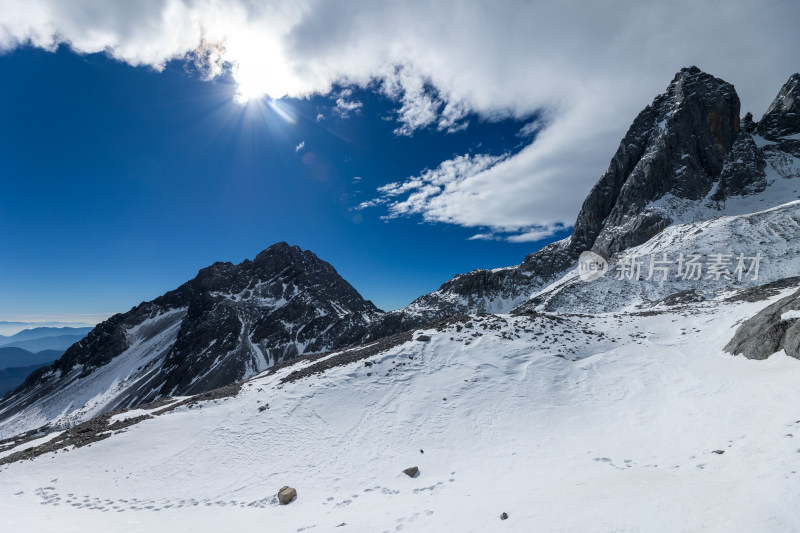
0;45;560;317
1;1;797;323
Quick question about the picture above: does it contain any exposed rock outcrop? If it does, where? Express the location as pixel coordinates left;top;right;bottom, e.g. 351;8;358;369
573;66;740;256
758;73;800;139
725;289;800;360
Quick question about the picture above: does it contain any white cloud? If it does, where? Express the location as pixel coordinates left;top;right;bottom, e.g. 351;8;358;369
468;224;566;243
1;0;798;239
295;141;305;152
467;233;498;242
333;97;363;118
371;153;508;221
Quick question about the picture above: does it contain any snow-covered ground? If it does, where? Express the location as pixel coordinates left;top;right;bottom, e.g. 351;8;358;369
1;287;799;532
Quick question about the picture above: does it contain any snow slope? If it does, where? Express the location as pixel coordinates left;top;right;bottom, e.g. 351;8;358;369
0;308;186;439
1;287;799;532
524;199;800;313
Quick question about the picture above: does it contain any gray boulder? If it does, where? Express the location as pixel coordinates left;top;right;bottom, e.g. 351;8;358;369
403;466;419;478
278;485;297;505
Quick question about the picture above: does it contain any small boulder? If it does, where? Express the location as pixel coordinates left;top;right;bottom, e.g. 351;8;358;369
712;450;725;455
278;486;297;504
416;335;431;342
500;512;509;520
403;466;419;478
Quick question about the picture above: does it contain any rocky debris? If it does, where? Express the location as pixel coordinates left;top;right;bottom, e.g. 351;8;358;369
647;290;706;308
501;512;509;520
277;486;297;505
725;288;800;360
403;466;419;478
278;329;415;384
723;276;800;303
415;334;431;342
712;450;725;455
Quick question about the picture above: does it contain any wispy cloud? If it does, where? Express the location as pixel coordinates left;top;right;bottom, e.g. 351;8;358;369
295;140;305;152
333;89;363;118
468;225;567;243
360;146;584;241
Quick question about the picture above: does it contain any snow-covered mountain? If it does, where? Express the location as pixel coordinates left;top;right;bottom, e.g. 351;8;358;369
408;67;800;318
2;67;800;531
0;242;399;436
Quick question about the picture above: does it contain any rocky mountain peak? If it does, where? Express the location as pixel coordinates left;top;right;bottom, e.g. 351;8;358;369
0;243;386;433
403;68;751;319
758;73;800;138
568;66;740;257
189;242;377;314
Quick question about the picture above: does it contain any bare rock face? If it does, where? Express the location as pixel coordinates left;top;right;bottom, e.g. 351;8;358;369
725;289;800;360
758;73;800;139
711;128;767;202
571;66;740;257
278;486;297;505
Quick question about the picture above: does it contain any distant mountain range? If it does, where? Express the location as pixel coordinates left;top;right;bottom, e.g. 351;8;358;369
0;327;92;349
0;347;63;369
0;327;92;397
0;364;51;397
0;322;95;337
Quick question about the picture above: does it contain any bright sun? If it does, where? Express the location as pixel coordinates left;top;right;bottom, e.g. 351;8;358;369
227;32;301;106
